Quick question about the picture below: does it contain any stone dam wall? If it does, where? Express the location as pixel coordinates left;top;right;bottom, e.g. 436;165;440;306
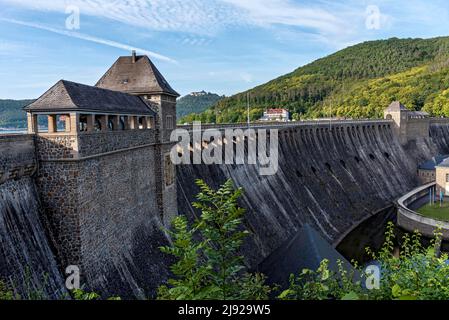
177;121;449;268
1;120;449;298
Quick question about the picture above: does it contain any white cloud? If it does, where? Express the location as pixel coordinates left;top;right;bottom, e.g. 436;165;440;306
0;0;241;35
222;0;346;35
0;40;24;54
6;0;443;49
0;39;38;57
0;17;176;62
239;72;253;83
0;0;352;39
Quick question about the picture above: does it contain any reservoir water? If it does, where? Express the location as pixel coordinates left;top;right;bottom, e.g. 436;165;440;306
0;129;27;134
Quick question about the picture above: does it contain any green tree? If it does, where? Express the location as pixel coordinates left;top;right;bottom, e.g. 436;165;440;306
0;280;14;300
158;179;271;300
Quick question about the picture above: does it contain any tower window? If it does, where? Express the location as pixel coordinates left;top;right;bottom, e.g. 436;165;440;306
166;115;174;129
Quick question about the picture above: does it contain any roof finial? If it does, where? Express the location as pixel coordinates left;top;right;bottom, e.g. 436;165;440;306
132;50;136;63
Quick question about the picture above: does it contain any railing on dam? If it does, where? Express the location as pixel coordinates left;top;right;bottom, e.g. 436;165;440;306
177;119;394;131
397;182;449;240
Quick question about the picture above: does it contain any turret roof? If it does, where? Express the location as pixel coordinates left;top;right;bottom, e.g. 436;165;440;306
24;80;156;115
96;55;179;97
385;101;409;112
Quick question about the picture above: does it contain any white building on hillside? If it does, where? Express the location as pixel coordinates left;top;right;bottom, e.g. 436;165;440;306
260;109;290;122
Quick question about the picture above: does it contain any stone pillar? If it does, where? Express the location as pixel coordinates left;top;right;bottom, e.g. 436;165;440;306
147;116;154;129
48;115;57;133
130;116;139;129
69;113;79;134
65;114;71;133
99;115;108;131
110;115;119;131
27;113;38;134
141;117;148;129
123;116;130;130
86;114;95;132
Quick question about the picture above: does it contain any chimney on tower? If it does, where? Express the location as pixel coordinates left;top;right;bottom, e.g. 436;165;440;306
132;50;137;63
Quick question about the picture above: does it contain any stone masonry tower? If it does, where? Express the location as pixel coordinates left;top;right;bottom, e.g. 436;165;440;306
96;51;179;224
384;101;430;145
23;54;179;296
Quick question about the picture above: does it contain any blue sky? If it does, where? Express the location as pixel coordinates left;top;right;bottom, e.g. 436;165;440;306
1;0;449;99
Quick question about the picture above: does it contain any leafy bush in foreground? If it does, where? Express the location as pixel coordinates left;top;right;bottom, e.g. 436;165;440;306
279;222;449;300
157;179;271;300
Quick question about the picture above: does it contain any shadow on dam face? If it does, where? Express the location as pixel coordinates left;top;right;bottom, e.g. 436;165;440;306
336;205;397;264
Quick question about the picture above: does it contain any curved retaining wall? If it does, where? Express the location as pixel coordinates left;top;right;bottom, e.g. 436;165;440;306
397;182;449;239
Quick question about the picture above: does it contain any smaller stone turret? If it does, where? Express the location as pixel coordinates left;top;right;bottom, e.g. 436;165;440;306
384;101;430;145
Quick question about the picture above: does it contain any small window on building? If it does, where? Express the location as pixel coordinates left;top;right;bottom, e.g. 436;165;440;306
119;116;126;130
79;115;88;132
446;174;449;183
138;116;145;129
108;118;115;130
166;115;174;130
94;116;102;132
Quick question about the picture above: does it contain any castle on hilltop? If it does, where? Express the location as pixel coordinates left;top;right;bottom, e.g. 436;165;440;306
23;51;179;295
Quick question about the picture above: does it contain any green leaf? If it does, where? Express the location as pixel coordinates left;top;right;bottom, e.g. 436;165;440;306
278;289;294;299
341;292;360;300
398;295;417;300
392;284;402;298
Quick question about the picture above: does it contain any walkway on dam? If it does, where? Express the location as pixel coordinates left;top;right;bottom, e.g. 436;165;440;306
177;119;394;131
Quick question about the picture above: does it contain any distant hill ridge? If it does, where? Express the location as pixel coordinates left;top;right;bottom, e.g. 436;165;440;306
176;91;224;119
181;36;449;123
0;99;34;129
0;90;224;128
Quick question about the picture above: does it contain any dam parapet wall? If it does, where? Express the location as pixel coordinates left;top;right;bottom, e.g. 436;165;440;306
0;134;37;184
177;119;394;132
177;118;449;268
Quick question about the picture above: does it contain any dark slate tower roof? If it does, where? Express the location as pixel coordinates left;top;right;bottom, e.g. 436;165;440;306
24;80;156;115
418;155;449;170
95;54;180;97
256;224;355;289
